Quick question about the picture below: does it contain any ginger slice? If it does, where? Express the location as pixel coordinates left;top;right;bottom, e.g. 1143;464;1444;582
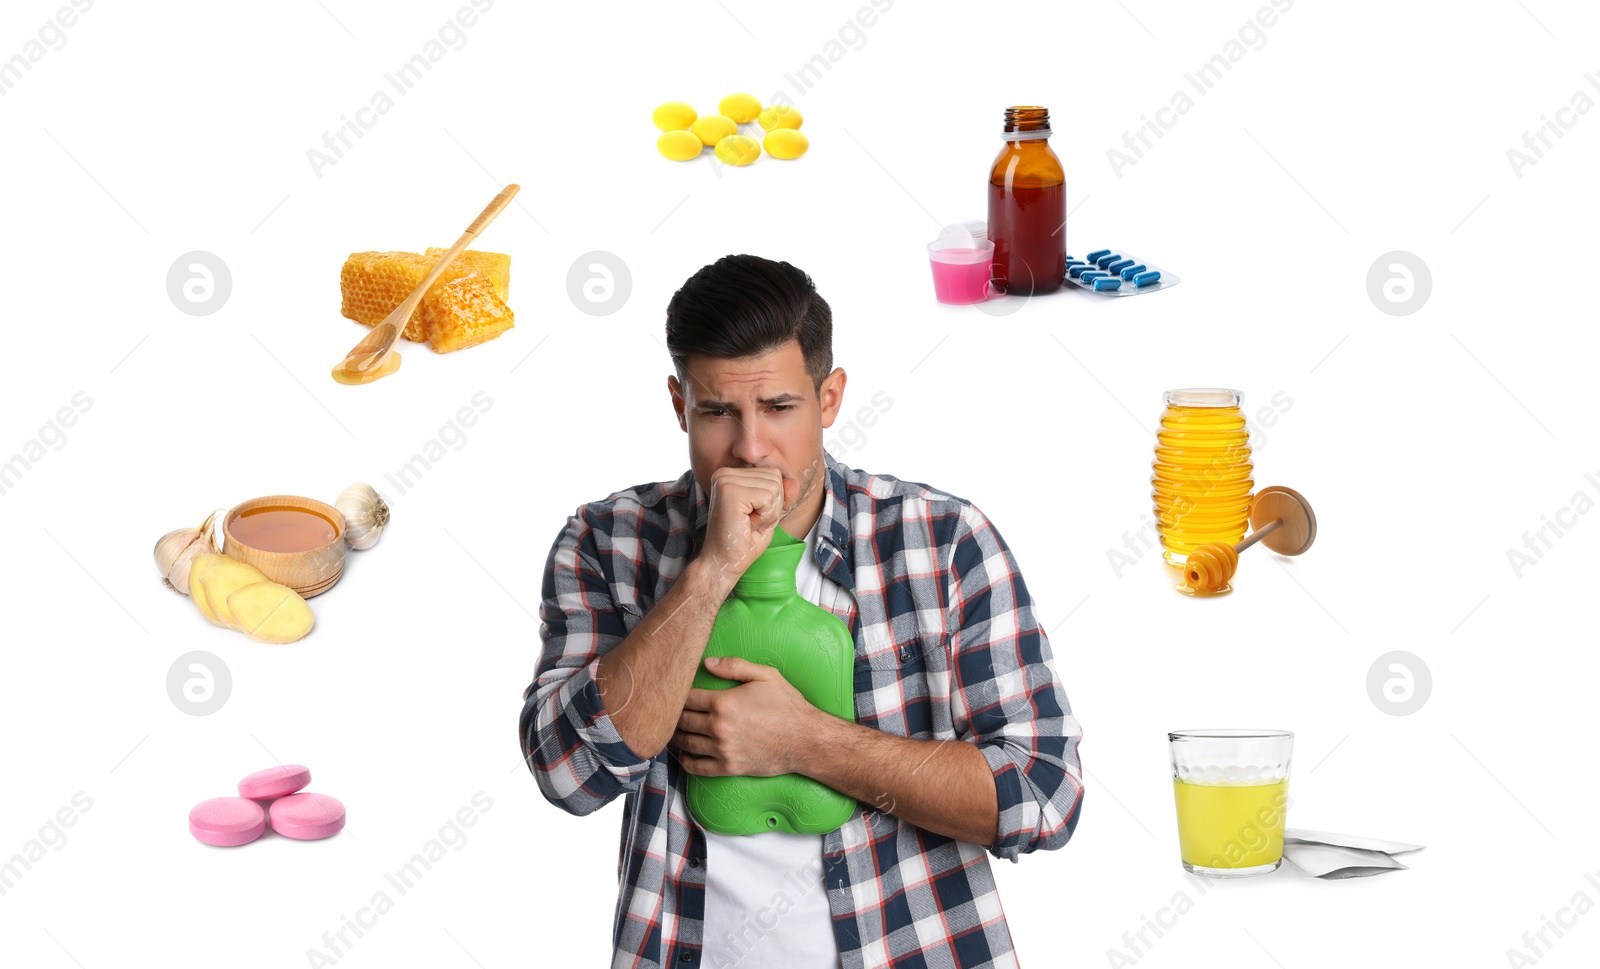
227;582;315;644
198;556;272;629
189;554;269;628
187;554;230;627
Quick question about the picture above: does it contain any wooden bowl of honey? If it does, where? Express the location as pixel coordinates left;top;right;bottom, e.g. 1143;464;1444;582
222;495;346;598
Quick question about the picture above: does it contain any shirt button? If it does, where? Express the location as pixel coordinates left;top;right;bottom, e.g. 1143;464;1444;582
899;645;914;661
680;952;694;962
688;856;701;867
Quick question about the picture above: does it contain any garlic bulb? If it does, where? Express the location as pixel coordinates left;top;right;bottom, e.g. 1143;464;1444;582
154;508;226;594
336;482;389;550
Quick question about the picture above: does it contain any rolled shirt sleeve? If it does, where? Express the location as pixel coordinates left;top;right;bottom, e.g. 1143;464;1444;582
948;501;1085;863
520;514;654;816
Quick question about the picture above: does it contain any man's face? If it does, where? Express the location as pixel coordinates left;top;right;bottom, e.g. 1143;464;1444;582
669;339;845;526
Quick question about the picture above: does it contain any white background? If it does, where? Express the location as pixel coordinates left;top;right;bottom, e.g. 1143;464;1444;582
2;1;1597;967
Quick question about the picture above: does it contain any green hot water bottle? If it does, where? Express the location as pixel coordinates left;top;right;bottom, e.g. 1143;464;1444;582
685;524;857;835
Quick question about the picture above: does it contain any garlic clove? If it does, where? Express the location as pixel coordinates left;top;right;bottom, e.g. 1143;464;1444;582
155;528;200;594
335;482;389;551
155;510;226;595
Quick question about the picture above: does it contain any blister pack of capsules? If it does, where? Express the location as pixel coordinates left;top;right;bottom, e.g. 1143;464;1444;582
1065;249;1180;295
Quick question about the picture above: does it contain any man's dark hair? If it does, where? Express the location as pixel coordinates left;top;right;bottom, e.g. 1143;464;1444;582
665;254;833;395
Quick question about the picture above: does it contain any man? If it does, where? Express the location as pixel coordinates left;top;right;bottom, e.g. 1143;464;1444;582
521;254;1084;969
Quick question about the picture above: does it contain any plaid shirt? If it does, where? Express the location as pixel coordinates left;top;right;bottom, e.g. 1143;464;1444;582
521;447;1084;969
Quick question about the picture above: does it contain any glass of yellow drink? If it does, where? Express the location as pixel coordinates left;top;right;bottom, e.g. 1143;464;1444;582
1169;729;1292;877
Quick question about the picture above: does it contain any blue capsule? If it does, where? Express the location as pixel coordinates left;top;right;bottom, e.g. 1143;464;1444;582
1071;249;1171;292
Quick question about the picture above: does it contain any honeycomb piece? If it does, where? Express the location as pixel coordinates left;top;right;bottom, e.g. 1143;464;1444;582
339;249;512;342
340;251;432;341
425;248;510;301
422;273;514;353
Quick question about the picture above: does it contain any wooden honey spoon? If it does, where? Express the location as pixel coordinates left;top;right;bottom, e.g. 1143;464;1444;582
331;183;520;384
1178;485;1316;596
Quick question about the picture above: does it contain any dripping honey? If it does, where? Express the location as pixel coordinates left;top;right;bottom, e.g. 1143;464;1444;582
229;505;340;553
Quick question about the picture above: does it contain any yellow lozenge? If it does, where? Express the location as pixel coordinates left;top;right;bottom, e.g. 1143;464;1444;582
652;101;697;131
658;129;704;161
763;129;809;160
1150;389;1253;565
718;93;761;123
714;134;761;166
758;104;803;131
691;114;739;147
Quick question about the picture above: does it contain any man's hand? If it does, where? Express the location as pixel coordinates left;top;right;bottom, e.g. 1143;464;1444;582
670;656;819;777
671;657;1006;849
698;466;801;592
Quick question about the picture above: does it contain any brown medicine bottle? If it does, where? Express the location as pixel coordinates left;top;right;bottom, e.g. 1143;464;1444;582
987;106;1066;295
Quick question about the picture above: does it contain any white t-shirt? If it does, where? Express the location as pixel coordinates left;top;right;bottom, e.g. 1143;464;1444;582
701;515;847;969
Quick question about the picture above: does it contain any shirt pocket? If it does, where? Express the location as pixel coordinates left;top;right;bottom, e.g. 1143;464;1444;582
855;626;916;671
852;629;948;739
854;626;947;671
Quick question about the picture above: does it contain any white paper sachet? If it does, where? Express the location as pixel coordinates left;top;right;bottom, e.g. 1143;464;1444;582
1281;828;1425;878
1283;843;1408;878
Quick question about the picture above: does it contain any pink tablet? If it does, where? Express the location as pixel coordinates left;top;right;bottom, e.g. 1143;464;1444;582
238;764;311;800
269;792;346;840
190;797;267;847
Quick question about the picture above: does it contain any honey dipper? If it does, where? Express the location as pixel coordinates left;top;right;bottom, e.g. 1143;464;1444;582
333;183;520;380
1178;485;1316;595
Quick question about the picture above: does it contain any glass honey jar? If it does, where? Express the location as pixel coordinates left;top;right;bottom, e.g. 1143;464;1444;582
1150;389;1254;565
